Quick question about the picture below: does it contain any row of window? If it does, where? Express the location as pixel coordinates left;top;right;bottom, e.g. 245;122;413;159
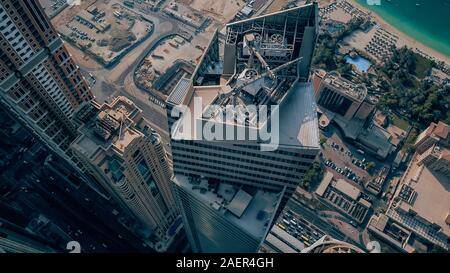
173;144;313;167
177;140;316;161
175;160;302;186
173;151;307;178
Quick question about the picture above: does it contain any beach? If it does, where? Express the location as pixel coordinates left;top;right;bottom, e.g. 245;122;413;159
347;0;450;65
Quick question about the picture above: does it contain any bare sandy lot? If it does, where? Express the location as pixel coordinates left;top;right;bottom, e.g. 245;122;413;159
174;0;245;24
52;0;153;65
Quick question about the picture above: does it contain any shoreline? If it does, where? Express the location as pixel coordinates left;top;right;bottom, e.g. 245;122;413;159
348;0;450;66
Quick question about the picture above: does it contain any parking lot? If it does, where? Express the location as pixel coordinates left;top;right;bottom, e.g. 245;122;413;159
321;142;371;186
320;124;387;188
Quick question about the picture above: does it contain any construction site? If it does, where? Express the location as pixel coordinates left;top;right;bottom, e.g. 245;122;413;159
170;0;246;26
50;1;154;66
134;34;209;99
39;0;72;18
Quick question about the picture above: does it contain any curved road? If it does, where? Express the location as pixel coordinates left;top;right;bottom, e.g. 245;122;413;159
75;4;192;142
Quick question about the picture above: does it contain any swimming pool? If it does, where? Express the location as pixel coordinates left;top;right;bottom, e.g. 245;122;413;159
344;55;371;73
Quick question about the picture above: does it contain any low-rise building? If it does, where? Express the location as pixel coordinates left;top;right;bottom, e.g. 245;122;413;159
315;172;371;223
365;166;390;195
414;121;450;154
417;145;450;177
259;227;364;253
313;70;395;159
314;71;375;121
259;223;305;253
301;235;365;253
369;132;450;251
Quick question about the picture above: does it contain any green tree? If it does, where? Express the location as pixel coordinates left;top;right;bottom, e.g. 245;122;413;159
320;136;327;146
366;162;376;173
300;162;324;191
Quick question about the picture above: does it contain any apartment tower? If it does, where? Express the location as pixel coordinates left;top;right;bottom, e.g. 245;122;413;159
70;97;180;251
0;0;93;161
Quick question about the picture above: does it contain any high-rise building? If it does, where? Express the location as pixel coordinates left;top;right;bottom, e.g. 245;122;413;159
167;3;320;252
173;176;283;253
0;0;93;162
0;221;58;253
70;97;180;251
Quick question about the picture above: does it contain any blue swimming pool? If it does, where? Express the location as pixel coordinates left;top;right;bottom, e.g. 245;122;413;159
344;55;371;73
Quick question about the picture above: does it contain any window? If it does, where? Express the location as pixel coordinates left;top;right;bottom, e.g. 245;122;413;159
137;159;150;177
146;177;160;197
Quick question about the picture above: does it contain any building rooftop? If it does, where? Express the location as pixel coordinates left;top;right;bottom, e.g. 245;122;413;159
388;153;450;249
72;97;145;156
227;189;253;218
172;174;281;239
433;122;450;140
71;97;161;182
316;171;370;223
315;171;333;196
321;71;368;102
416;121;450;145
168;3;319;149
333;178;361;201
301;235;365;253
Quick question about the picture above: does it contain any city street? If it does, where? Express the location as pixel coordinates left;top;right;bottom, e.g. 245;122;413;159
286;197;367;250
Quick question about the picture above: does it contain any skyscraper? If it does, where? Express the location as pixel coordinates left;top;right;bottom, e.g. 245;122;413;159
0;2;181;251
167;3;320;252
0;218;58;253
70;96;180;251
0;0;93;161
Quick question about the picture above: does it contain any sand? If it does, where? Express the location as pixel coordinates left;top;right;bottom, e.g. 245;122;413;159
348;0;450;65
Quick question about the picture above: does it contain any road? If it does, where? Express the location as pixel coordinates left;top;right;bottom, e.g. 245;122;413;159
287;197;367;250
69;3;195;145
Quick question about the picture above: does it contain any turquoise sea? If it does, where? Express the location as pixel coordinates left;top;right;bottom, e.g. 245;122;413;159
355;0;450;57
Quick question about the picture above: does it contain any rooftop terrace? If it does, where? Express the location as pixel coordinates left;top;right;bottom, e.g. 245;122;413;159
168;4;320;149
71;97;161;180
172;174;281;239
388;153;450;250
322;71;367;102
